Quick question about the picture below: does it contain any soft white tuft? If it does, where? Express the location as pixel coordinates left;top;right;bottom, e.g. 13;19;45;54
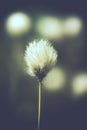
24;39;58;79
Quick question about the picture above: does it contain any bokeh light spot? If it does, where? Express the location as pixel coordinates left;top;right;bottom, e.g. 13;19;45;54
64;17;83;36
36;16;63;40
5;12;32;36
71;73;87;96
43;67;66;91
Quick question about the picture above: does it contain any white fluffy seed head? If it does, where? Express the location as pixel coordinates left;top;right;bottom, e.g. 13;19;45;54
24;39;58;80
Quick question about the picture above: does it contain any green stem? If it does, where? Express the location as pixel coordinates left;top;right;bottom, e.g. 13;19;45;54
38;81;42;130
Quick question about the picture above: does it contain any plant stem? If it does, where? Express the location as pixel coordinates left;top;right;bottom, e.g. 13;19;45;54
38;81;42;130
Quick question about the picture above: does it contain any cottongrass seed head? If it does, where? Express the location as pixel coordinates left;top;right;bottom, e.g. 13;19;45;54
24;39;58;81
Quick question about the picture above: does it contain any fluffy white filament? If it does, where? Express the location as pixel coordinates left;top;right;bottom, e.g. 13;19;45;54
24;39;58;78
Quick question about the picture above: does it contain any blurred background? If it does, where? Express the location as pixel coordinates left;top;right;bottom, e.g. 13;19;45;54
0;0;87;130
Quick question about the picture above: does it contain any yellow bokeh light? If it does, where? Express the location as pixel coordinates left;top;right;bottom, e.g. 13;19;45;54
5;12;32;36
43;67;66;91
36;16;63;40
71;73;87;96
64;17;83;36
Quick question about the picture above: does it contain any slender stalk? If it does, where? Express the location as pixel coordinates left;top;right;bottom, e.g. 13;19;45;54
38;81;42;130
